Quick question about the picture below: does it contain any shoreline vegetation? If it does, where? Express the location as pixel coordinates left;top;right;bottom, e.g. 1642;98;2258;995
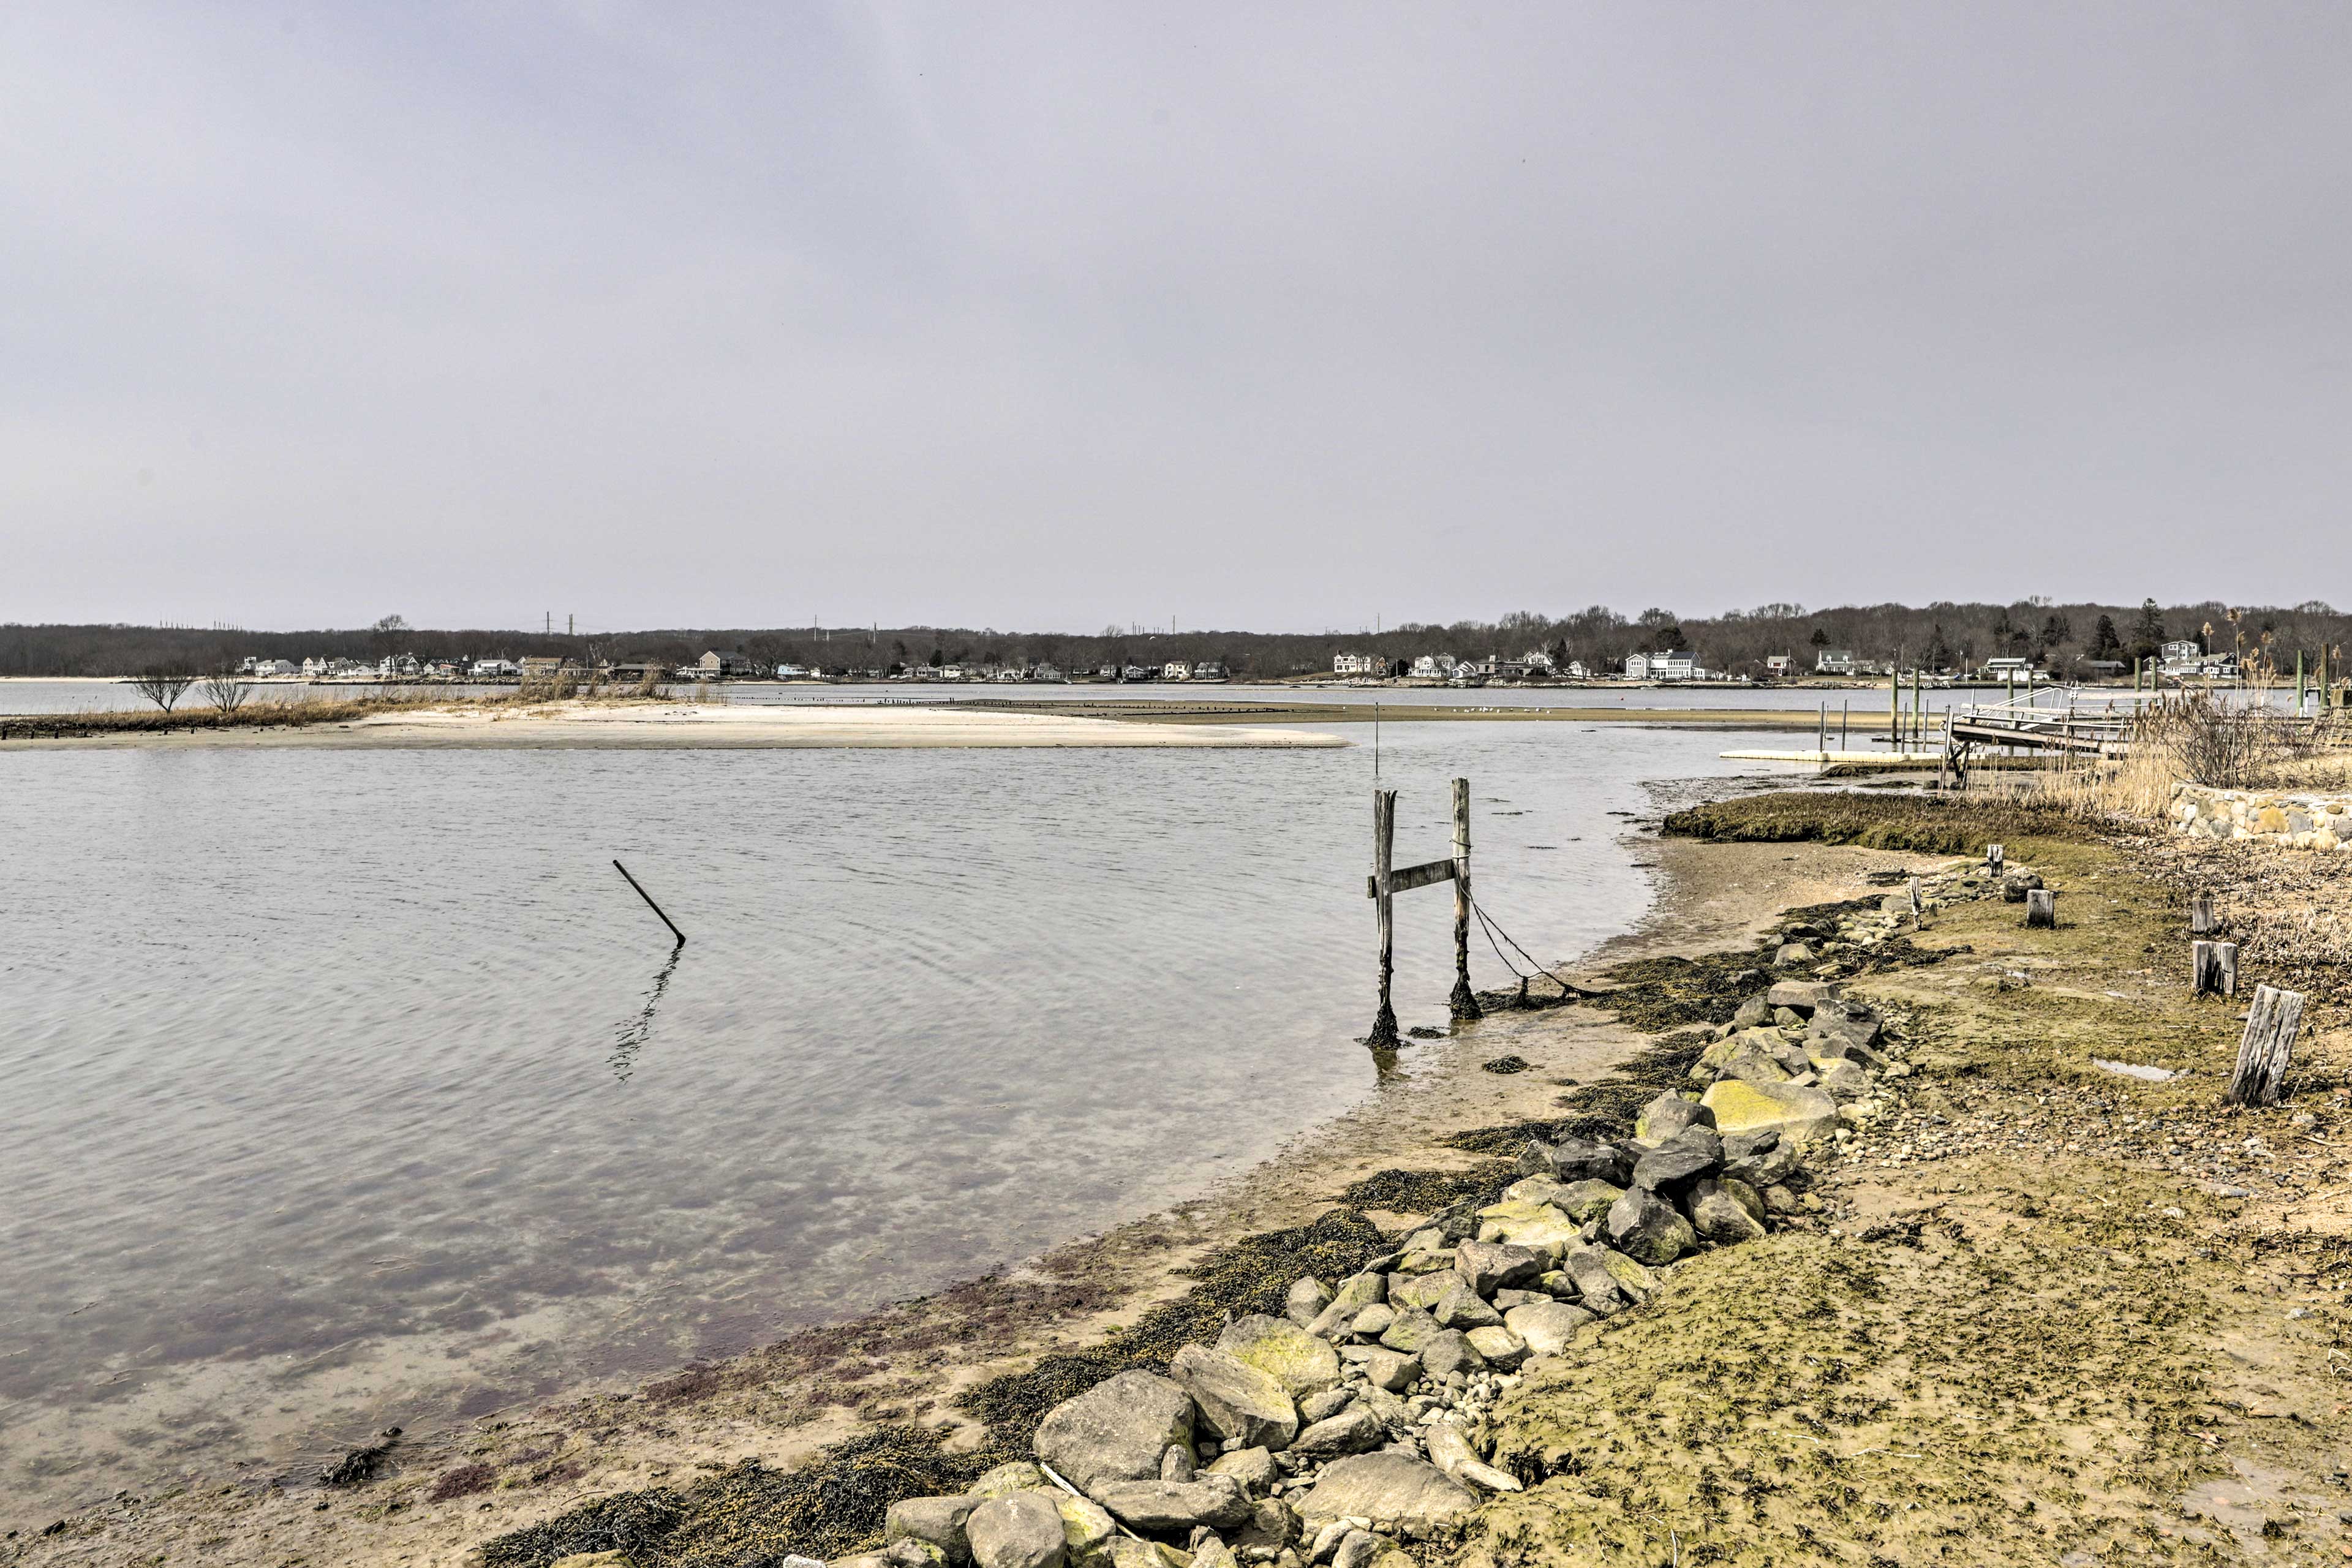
23;776;2352;1566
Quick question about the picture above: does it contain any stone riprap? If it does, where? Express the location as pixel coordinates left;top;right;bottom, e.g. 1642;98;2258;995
838;998;1929;1568
2171;783;2352;850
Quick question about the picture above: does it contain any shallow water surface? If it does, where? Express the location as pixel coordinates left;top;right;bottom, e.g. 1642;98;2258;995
0;723;1774;1519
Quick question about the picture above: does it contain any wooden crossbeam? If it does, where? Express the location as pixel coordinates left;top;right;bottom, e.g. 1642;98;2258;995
1366;858;1459;899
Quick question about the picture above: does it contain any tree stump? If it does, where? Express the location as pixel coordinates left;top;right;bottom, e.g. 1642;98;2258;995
2024;888;2057;929
1986;843;2005;875
2225;985;2306;1107
2190;894;2215;935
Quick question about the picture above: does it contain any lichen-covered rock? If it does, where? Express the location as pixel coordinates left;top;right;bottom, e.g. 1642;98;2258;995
1502;1299;1594;1356
1469;1198;1579;1257
1349;1302;1397;1339
1721;1128;1799;1188
1304;1272;1386;1338
1233;1494;1300;1551
1605;1186;1696;1265
1701;1079;1839;1145
1218;1314;1342;1400
1631;1129;1721;1191
1453;1240;1544;1296
1687;1180;1767;1244
1550;1178;1624;1224
1598;1246;1660;1302
1091;1476;1253;1534
1033;1370;1196;1493
1285;1276;1332;1327
965;1493;1068;1568
1101;1538;1189;1568
1390;1272;1457;1311
1170;1344;1299;1452
1377;1306;1442;1354
1294;1452;1480;1536
1768;979;1838;1012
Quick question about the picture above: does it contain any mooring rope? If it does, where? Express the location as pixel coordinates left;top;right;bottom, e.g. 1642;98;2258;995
1469;897;1600;1001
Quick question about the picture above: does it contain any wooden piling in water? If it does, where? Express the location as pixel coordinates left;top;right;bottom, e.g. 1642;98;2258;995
612;859;686;946
1368;789;1400;1049
1450;777;1480;1021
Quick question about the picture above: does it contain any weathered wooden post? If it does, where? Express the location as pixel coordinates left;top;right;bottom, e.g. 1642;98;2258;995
2190;894;2215;935
2215;941;2239;997
1890;666;1899;746
1909;876;1924;929
1368;789;1400;1048
1986;843;2005;875
2193;940;2240;997
2024;888;2057;928
1450;777;1481;1021
2225;985;2306;1107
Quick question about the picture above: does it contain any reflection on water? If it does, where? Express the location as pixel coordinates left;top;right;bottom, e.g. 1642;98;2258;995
610;946;685;1083
0;723;1776;1521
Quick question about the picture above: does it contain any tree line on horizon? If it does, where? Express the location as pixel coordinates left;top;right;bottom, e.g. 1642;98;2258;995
2;598;2345;682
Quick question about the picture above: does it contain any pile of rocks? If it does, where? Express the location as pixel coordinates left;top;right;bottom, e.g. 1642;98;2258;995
2171;783;2352;851
1682;978;1909;1163
857;1035;1882;1568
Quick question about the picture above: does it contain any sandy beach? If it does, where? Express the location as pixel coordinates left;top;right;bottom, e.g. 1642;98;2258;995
0;701;1348;750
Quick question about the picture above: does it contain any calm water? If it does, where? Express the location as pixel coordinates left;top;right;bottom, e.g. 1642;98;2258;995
0;723;1774;1520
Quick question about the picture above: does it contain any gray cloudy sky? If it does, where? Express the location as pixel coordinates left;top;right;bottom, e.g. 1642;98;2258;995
4;2;2349;632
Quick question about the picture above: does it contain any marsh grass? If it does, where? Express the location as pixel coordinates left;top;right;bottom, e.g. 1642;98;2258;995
0;684;680;739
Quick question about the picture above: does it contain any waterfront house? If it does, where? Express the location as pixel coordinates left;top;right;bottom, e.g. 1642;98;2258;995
1162;660;1192;680
1981;655;2037;680
1625;650;1696;681
1521;649;1555;671
2158;639;2207;677
1332;652;1379;676
1122;663;1153;682
1190;660;1226;681
470;658;520;678
1815;648;1858;675
697;651;761;677
1764;654;1793;678
1409;654;1443;679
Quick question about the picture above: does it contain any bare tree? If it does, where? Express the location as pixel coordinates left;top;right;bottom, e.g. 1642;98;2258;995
200;665;255;715
131;665;197;712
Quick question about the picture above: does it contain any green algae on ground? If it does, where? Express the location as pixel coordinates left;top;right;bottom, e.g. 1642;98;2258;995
1464;1169;2227;1568
1660;791;2090;856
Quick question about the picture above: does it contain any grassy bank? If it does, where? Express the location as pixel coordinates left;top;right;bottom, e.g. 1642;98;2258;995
0;683;687;740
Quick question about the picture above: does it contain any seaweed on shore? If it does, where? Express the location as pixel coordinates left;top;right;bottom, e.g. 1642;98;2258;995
1341;1162;1515;1213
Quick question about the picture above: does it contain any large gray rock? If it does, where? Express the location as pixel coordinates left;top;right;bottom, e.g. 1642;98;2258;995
1360;1348;1420;1392
1452;1240;1543;1296
1604;1187;1695;1265
1170;1344;1298;1452
1285;1277;1332;1327
1348;1303;1396;1339
1390;1273;1457;1312
970;1463;1049;1499
1729;993;1773;1030
1090;1476;1252;1534
1630;1131;1721;1191
1289;1404;1385;1459
887;1496;979;1566
1218;1316;1342;1400
1305;1272;1385;1338
1699;1079;1840;1145
1766;979;1838;1013
1294;1453;1480;1537
1721;1128;1799;1189
1205;1446;1277;1495
1232;1494;1300;1551
1556;1245;1630;1315
1633;1091;1715;1144
1430;1282;1503;1330
1419;1329;1486;1379
1502;1300;1594;1357
1463;1326;1528;1369
1814;1059;1874;1099
965;1493;1066;1568
1687;1180;1766;1244
1033;1371;1196;1493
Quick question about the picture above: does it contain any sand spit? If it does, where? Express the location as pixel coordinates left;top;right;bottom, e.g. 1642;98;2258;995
0;702;1348;750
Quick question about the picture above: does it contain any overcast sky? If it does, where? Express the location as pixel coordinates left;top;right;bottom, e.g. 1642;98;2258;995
4;3;2349;633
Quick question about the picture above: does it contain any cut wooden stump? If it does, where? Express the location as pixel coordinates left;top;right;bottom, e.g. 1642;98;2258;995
2190;894;2216;936
2225;985;2306;1107
2024;888;2057;929
1986;843;2005;874
2193;940;2239;998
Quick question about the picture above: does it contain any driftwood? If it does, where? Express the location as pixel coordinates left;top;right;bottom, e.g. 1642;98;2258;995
2024;889;2057;929
2192;940;2239;998
2225;985;2306;1107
